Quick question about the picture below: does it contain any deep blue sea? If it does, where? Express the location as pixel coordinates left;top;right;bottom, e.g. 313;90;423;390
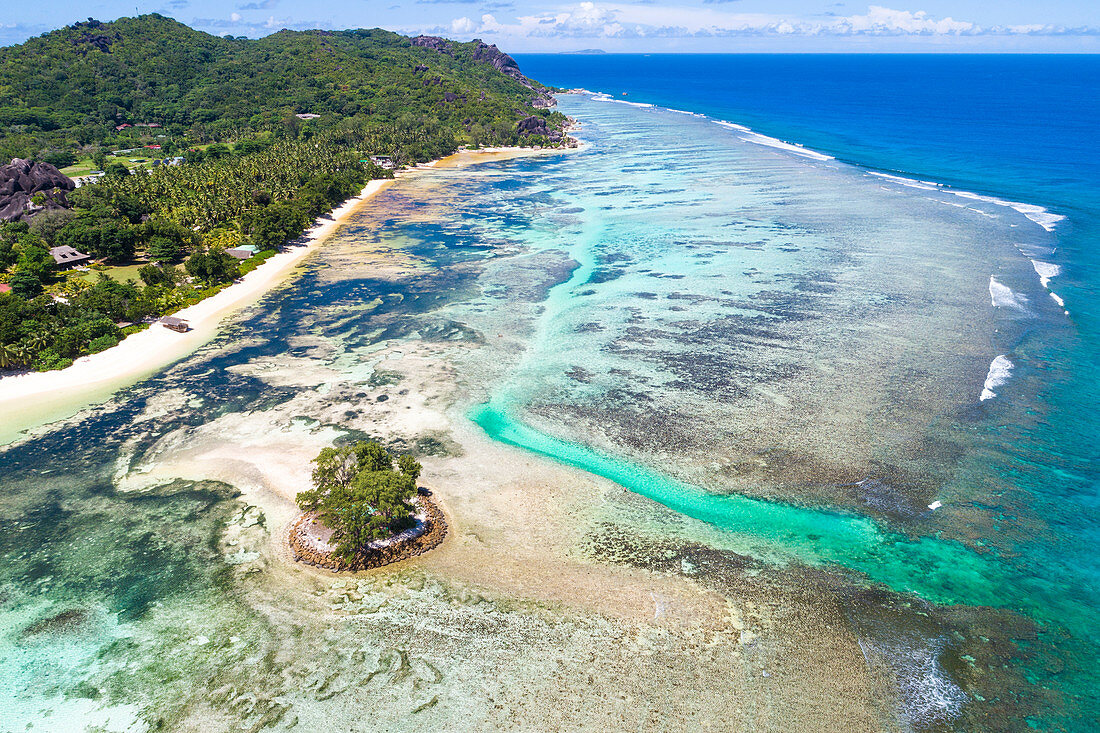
513;54;1100;726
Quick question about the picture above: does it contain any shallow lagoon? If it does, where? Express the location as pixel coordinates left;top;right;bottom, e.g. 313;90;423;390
0;96;1091;731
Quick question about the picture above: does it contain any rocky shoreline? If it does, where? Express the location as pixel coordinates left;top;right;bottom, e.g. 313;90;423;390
288;490;447;571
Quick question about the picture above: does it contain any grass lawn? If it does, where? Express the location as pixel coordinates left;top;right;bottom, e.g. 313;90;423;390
78;263;151;285
59;158;98;177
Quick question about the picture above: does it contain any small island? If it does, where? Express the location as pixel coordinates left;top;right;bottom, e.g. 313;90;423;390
289;441;446;571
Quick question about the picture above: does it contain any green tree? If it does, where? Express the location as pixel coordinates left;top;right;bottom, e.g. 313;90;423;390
14;241;56;281
28;208;76;245
296;441;420;562
397;454;422;482
251;201;308;250
138;263;178;286
185;248;238;284
148;235;181;263
104;161;130;179
7;270;42;298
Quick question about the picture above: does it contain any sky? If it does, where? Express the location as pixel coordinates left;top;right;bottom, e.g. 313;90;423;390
2;0;1098;51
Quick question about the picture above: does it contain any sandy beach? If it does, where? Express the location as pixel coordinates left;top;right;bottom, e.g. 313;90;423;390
0;178;397;444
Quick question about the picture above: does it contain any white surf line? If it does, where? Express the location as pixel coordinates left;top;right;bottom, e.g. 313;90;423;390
989;275;1029;311
1031;259;1069;314
585;91;835;162
980;354;1014;402
580;90;1064;234
867;170;1064;233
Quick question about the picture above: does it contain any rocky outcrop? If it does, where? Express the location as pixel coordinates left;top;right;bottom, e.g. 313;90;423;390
411;35;555;109
289;491;448;572
411;36;453;55
516;115;565;143
0;158;75;222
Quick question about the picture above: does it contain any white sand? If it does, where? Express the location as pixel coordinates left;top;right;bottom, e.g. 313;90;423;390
0;178;392;443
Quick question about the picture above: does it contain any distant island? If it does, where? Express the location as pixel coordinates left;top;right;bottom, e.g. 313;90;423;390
562;49;608;54
0;15;572;373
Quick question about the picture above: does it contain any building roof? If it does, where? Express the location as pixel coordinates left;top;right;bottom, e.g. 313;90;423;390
0;284;11;293
160;316;188;326
48;246;91;265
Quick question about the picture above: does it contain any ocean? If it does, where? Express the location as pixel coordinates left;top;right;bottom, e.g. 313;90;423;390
0;55;1097;730
509;53;1100;728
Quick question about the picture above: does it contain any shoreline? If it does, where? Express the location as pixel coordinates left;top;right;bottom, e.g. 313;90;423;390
0;145;575;445
0;177;391;445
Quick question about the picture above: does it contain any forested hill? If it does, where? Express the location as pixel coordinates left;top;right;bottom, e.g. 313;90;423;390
0;16;570;374
0;14;565;162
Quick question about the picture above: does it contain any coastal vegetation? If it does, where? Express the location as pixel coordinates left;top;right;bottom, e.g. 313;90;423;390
0;14;569;371
296;442;422;563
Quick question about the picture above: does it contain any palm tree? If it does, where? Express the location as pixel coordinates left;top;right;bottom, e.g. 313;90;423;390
0;342;15;369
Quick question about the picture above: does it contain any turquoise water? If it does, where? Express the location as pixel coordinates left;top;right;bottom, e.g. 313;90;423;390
458;91;1096;728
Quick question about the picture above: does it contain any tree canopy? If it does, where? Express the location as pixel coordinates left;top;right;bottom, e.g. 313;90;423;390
296;442;423;563
0;15;566;163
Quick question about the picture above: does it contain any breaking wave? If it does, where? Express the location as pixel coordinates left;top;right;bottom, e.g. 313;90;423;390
584;91;1060;230
980;355;1014;402
989;276;1028;310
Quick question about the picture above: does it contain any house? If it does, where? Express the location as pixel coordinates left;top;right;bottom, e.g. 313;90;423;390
0;284;11;294
225;244;260;260
115;123;132;131
49;246;92;268
160;316;189;332
295;113;321;120
369;156;395;170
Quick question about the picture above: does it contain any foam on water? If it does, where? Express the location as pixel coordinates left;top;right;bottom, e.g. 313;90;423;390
988;276;1028;310
868;172;1063;232
588;92;653;108
712;119;751;132
736;131;835;161
1030;260;1069;313
951;190;1064;232
1030;259;1060;288
980;354;1014;402
868;171;942;191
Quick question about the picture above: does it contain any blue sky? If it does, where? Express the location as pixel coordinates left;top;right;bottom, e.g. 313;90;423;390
2;0;1098;51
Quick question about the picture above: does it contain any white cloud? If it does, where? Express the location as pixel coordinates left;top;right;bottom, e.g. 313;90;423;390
451;16;476;34
434;3;1093;41
230;12;242;22
835;6;975;35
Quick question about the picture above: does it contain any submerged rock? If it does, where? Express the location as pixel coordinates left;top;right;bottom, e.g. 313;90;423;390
23;608;90;637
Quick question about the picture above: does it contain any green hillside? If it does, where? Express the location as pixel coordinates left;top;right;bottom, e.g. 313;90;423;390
0;14;565;163
0;16;569;373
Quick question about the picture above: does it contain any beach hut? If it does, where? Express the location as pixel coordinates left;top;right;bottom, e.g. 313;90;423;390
48;246;91;269
160;316;189;333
